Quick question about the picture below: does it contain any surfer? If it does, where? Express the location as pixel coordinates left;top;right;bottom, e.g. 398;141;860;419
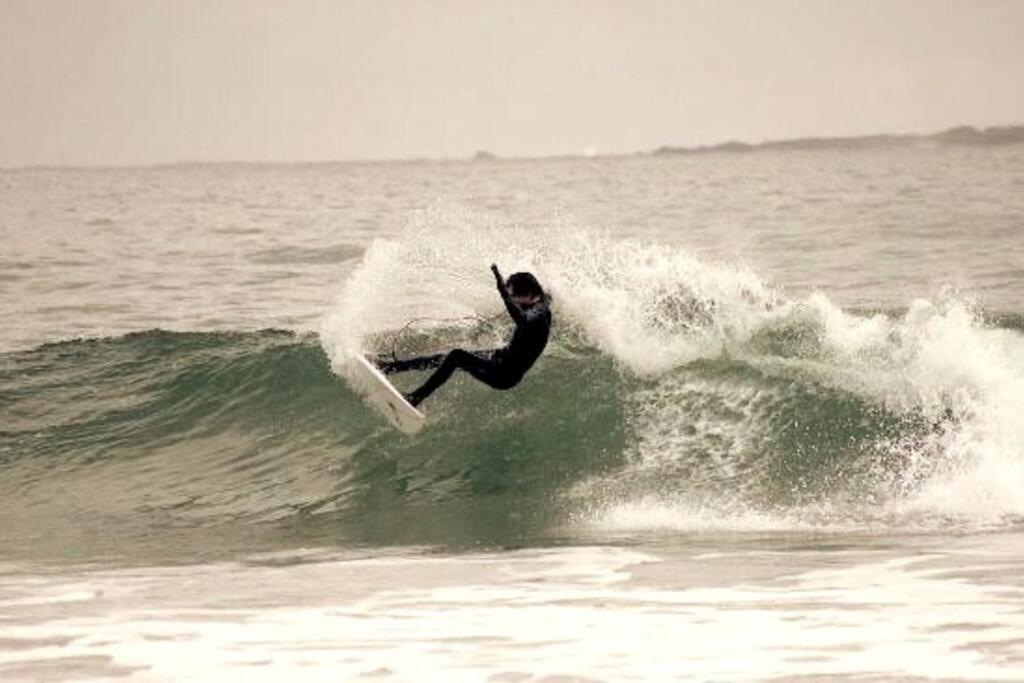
374;265;551;407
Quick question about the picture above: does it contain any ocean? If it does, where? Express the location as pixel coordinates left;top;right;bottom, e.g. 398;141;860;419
2;146;1024;681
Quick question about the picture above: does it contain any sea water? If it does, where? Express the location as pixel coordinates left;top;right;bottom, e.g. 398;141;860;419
2;147;1024;680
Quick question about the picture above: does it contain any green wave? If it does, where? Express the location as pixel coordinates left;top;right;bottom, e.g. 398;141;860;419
0;324;996;561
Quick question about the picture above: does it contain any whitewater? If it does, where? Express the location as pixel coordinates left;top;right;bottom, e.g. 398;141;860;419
2;147;1024;680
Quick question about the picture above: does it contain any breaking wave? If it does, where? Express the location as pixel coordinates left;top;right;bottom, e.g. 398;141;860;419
3;211;1023;560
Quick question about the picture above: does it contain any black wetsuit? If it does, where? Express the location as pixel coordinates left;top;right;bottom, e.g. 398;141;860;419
379;282;551;406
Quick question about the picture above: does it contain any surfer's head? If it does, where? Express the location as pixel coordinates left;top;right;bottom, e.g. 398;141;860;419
506;272;544;307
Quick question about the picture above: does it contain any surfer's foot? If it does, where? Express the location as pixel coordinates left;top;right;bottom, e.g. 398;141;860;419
404;392;422;408
367;355;394;373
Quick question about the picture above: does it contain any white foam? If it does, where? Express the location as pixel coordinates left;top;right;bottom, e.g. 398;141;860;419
807;294;1024;521
579;496;842;533
9;545;1024;682
586;279;1024;529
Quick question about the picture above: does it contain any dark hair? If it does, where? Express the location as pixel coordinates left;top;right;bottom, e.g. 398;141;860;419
506;272;544;298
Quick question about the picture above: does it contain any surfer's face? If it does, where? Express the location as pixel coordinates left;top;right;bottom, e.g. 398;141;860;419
510;289;541;308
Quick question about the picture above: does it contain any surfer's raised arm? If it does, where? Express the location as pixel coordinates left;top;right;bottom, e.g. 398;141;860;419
491;263;527;325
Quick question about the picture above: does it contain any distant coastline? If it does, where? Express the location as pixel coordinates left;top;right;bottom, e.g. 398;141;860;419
5;124;1024;170
652;124;1024;156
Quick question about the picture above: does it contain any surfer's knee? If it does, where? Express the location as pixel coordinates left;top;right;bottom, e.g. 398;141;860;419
494;375;521;390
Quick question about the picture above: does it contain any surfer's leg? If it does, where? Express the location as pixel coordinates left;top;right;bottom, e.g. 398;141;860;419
406;349;498;406
456;351;512;390
375;353;446;375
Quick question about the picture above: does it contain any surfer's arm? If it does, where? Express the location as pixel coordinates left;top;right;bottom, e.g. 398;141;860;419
491;264;527;325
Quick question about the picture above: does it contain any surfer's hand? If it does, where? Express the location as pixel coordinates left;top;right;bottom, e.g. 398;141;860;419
490;264;503;285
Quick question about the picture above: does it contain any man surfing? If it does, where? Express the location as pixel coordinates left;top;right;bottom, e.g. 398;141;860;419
374;264;552;407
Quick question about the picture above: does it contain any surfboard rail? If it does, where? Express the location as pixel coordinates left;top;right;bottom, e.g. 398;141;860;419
347;354;425;434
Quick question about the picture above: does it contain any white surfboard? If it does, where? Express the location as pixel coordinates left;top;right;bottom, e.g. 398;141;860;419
347;354;425;434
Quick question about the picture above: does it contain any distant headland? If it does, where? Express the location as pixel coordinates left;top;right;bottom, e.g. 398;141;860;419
652;125;1024;156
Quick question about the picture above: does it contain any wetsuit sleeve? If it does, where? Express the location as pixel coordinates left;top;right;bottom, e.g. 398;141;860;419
491;264;528;325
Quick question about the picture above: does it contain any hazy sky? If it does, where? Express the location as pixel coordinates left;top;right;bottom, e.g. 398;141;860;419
2;0;1022;166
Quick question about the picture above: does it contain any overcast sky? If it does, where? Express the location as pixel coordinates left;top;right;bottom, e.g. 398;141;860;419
2;0;1022;166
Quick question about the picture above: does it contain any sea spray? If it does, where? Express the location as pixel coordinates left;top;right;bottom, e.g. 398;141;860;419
320;205;779;374
576;291;1024;532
